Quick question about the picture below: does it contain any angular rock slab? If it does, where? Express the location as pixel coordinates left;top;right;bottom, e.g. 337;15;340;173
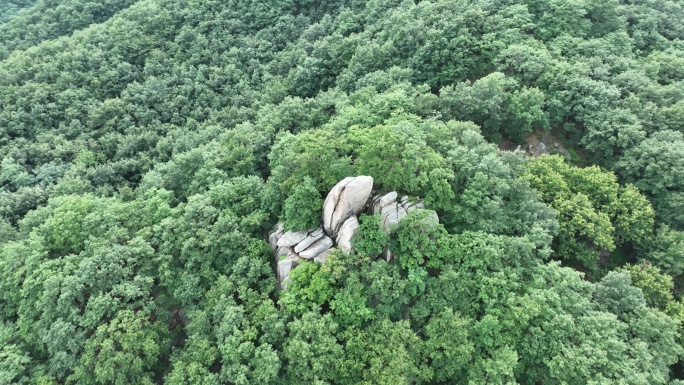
276;246;292;258
378;191;398;210
276;230;308;247
323;176;373;238
380;203;408;233
294;228;325;253
336;215;359;254
277;254;299;290
299;235;334;260
268;223;285;252
315;248;335;264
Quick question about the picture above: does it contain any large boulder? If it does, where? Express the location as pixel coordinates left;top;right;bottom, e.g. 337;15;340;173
294;228;325;253
276;230;308;247
277;253;299;290
299;235;334;260
380;204;407;233
323;176;373;238
268;223;285;252
336;215;359;254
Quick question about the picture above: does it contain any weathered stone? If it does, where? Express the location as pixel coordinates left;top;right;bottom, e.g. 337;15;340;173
294;228;325;253
557;147;572;160
538;142;547;154
276;230;308;247
277;255;299;290
268;232;279;251
383;247;392;262
315;248;335;264
529;142;548;157
299;236;334;259
276;246;292;258
380;203;408;233
378;191;398;209
336;215;359;254
405;201;425;213
323;176;373;237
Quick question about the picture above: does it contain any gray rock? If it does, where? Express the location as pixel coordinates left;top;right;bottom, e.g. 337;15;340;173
276;246;292;258
378;191;398;209
315;248;335;264
383;247;392;262
323;176;373;237
299;236;334;260
558;147;572;160
268;223;285;252
405;201;424;213
294;228;325;253
268;232;280;252
276;230;308;247
277;255;299;290
380;203;408;233
538;142;547;154
336;215;359;254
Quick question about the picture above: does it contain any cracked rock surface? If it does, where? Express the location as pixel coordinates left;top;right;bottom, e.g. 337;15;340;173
322;176;373;238
269;176;439;289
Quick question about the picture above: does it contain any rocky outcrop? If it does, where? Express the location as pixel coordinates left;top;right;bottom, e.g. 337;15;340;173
269;176;441;289
277;253;298;290
269;226;335;289
528;142;548;157
336;215;359;254
299;236;334;259
371;192;425;233
323;176;373;238
293;228;324;253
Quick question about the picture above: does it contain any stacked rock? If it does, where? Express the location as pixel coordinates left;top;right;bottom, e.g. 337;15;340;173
269;176;441;289
369;191;428;261
269;175;374;289
269;225;335;289
370;191;425;233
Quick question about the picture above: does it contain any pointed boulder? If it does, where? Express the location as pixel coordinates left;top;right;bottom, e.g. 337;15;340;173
336;215;359;254
322;176;373;237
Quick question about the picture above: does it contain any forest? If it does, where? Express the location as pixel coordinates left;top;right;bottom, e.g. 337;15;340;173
1;0;684;383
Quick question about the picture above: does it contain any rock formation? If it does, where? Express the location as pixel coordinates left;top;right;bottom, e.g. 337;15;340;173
323;176;373;238
371;191;425;233
335;216;359;254
269;176;439;289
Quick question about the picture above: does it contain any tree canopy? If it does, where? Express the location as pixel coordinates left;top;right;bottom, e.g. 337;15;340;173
1;0;684;383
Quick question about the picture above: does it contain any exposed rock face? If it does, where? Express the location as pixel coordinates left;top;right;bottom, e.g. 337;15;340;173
372;192;425;233
323;176;373;238
294;228;324;253
276;246;291;257
315;248;334;264
528;142;548;157
276;230;308;247
299;236;334;259
268;177;440;289
336;215;359;254
277;254;298;290
268;226;334;288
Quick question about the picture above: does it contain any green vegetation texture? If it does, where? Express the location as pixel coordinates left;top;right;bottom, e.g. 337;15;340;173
1;0;684;384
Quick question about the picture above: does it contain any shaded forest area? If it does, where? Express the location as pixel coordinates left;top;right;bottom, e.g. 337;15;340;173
1;0;684;384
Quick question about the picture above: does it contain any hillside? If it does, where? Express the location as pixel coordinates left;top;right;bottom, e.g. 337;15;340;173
1;0;684;384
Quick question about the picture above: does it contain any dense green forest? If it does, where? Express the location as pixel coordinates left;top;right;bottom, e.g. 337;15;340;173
1;0;684;383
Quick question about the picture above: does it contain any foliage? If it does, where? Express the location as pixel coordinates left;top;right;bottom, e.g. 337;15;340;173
0;0;683;383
